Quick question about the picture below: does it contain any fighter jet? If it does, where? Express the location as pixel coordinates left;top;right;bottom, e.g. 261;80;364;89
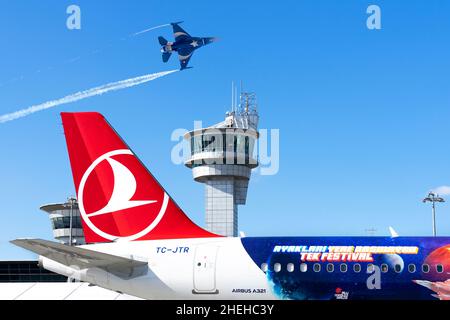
158;22;217;70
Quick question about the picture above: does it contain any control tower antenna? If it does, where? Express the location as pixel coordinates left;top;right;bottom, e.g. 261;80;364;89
231;82;234;112
240;80;243;108
235;84;238;113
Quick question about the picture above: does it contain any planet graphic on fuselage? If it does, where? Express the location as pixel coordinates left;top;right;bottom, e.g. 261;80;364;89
378;254;405;272
424;245;450;281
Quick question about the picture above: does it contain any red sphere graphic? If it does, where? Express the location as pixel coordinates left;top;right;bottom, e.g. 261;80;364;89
424;245;450;281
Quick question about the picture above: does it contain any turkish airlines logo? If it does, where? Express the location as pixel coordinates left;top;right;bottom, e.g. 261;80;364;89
78;149;168;241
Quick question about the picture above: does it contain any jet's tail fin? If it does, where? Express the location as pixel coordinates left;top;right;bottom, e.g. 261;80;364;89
162;52;172;63
158;36;168;46
61;112;220;243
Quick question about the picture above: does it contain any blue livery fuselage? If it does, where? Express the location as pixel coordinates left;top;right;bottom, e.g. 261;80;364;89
241;236;450;300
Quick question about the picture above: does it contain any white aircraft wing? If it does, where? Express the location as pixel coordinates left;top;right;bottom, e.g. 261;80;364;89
11;239;148;279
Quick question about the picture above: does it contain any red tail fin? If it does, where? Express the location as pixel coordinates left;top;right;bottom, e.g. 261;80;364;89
61;112;219;243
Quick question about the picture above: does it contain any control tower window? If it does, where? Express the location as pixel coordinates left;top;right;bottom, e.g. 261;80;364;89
236;135;246;155
51;216;82;229
223;134;235;154
202;135;221;152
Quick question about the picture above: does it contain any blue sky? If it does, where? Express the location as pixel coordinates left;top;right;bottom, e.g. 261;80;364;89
0;0;450;260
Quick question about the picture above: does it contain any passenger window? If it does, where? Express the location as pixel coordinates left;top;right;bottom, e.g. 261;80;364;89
261;263;268;273
381;264;389;273
367;264;375;273
422;264;430;273
274;263;281;273
408;264;416;273
353;264;361;273
394;264;402;273
313;263;321;272
287;263;294;273
340;264;348;273
326;264;334;273
300;263;308;273
437;265;444;273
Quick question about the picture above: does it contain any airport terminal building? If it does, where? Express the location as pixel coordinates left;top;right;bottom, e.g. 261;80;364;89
0;199;140;300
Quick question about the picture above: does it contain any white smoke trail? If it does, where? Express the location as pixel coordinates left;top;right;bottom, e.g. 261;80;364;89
0;24;171;89
132;24;171;36
0;70;178;124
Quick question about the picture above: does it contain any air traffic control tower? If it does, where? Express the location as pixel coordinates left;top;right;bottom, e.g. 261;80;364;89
40;198;85;246
184;87;259;237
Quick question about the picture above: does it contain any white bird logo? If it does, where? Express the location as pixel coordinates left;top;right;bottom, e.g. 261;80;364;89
78;149;169;241
86;157;157;218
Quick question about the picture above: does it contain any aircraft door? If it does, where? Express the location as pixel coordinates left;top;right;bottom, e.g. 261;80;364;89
193;245;219;294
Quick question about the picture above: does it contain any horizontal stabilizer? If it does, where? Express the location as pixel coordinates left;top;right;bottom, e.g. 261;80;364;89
162;52;172;63
11;239;148;279
158;36;168;46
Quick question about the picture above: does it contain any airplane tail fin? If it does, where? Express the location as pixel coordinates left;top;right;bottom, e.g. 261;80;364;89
61;112;220;243
162;52;172;63
158;36;168;46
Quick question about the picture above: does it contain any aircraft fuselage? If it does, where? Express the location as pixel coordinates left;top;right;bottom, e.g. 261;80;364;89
40;236;450;300
161;37;214;54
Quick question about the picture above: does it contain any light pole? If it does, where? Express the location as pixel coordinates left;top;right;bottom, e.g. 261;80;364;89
423;192;445;237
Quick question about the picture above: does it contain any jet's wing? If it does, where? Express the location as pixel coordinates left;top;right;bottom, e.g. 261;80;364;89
11;239;148;279
178;47;194;70
172;23;191;42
